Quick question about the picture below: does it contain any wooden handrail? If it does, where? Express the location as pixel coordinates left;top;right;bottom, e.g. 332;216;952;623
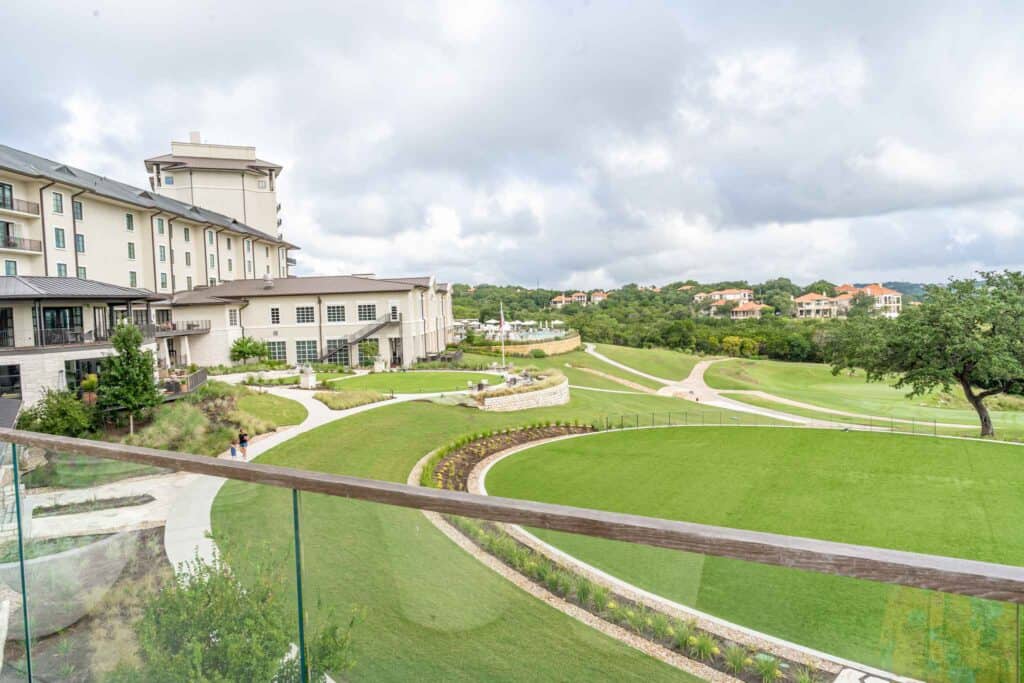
2;426;1023;603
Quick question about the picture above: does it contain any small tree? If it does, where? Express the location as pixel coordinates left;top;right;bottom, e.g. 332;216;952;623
846;291;876;318
97;323;161;434
16;388;95;436
231;336;271;364
827;271;1024;437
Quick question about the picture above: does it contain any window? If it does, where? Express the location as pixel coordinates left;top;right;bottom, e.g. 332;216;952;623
246;260;253;273
266;340;286;361
209;278;217;286
296;306;315;324
125;213;134;231
56;263;67;277
265;246;270;257
127;242;135;260
245;239;251;253
157;218;165;235
75;234;85;253
0;365;21;399
160;272;168;289
0;183;11;210
270;307;280;325
295;340;318;364
229;309;239;326
226;237;232;250
209;254;216;268
159;245;167;262
207;230;214;245
52;192;63;214
326;339;349;365
357;304;376;321
258;179;268;189
183;227;190;242
390;304;400;321
73;200;83;220
227;258;233;272
77;266;86;279
165;175;174;185
186;276;192;290
357;339;379;367
326;305;345;322
129;271;137;287
184;252;191;266
54;227;65;249
266;264;271;274
3;260;15;276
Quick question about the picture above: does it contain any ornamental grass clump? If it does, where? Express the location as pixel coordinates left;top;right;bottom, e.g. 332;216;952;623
753;654;783;682
723;644;749;675
793;667;817;683
573;577;593;607
592;586;610;614
688;632;719;661
671;619;695;650
650;612;672;641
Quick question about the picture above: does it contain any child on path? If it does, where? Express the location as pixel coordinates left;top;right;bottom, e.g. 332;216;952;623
238;430;249;459
229;439;238;459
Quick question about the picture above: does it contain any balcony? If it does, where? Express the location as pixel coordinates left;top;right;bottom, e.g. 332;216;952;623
21;324;155;350
0;197;41;217
154;319;211;337
286;256;297;267
0;234;42;253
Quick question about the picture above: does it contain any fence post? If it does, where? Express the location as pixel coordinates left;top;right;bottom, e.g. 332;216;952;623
933;419;937;437
635;414;639;429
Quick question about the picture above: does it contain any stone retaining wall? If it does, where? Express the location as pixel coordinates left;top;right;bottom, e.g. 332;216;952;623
489;333;581;357
480;379;570;412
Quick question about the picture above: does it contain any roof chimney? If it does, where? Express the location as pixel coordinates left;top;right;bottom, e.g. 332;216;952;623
189;130;201;144
263;273;274;289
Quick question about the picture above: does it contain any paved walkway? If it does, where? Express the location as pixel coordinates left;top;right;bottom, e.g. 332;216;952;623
163;387;461;571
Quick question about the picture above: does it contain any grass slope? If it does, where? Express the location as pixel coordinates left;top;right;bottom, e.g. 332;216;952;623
593;344;702;384
212;391;736;681
328;371;501;394
460;351;645;393
486;427;1023;682
237;393;308;426
704;359;1024;438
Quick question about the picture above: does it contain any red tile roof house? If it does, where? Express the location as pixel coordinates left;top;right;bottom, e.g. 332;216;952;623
589;290;608;304
571;291;588;305
730;301;771;320
794;284;903;319
794;292;840;318
549;295;570;309
709;288;753;302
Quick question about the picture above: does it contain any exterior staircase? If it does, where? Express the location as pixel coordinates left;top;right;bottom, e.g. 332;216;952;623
317;313;400;363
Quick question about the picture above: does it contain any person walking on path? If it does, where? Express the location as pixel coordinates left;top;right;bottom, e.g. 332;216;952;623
229;439;238;459
238;430;249;459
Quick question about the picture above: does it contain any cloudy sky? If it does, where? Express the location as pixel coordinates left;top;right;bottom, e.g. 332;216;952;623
4;1;1024;288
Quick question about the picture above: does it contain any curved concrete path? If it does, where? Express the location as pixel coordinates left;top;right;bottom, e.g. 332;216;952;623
164;387;461;571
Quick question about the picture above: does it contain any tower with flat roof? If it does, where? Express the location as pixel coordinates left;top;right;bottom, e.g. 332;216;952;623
145;131;283;238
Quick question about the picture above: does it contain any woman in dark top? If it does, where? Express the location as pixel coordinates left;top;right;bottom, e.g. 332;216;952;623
238;430;249;459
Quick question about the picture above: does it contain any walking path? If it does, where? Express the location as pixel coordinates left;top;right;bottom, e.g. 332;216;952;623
163;387;460;571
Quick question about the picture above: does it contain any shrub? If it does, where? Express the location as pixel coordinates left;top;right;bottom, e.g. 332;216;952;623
17;389;96;437
573;577;593;607
79;373;99;392
688;632;719;661
313;390;387;411
529;349;547;358
671;620;695;650
206;360;288;376
650;612;672;640
230;336;270;363
592;585;610;613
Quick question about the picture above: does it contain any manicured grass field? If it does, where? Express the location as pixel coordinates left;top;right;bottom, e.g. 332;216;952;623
460;351;650;393
593;343;702;384
328;370;501;394
705;358;1024;436
486;427;1024;681
211;391;746;681
237;393;309;426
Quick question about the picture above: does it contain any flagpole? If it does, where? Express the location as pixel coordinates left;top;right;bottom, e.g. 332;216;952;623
500;302;506;368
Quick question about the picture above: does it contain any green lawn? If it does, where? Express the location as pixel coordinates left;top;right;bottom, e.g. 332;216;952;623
486;427;1024;682
593;344;703;384
327;371;501;394
237;393;309;427
705;358;1024;436
212;391;745;681
460;351;647;393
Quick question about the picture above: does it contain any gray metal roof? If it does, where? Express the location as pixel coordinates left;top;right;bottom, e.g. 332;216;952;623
0;276;163;301
0;144;298;249
144;153;282;173
171;274;432;305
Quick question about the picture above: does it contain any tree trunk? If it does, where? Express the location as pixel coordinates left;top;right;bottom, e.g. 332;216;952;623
958;375;995;437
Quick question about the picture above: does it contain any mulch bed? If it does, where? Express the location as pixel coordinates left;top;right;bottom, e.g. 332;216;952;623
432;425;593;491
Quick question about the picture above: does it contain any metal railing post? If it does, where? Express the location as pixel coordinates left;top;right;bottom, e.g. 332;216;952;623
292;489;309;683
11;443;32;681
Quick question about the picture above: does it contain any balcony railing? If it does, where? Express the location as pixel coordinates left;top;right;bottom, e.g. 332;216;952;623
0;425;1019;682
160;368;209;397
29;323;155;348
286;256;297;267
154;319;211;336
0;328;12;348
0;197;41;216
0;234;42;252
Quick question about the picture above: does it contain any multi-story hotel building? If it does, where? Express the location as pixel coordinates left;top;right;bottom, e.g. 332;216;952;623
0;139;455;409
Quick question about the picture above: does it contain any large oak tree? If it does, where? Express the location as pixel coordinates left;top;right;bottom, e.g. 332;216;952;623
826;271;1024;437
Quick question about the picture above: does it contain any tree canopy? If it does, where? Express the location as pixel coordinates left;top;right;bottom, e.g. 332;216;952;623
826;271;1024;436
231;336;270;363
97;323;161;431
